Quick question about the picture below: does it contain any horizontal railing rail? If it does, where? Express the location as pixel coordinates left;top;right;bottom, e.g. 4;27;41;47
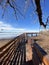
0;33;26;65
33;43;49;65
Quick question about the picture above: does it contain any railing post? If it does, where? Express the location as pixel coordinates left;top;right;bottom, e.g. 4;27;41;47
24;33;27;42
31;34;33;37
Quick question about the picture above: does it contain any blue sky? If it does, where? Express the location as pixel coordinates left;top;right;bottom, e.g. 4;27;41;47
0;0;49;34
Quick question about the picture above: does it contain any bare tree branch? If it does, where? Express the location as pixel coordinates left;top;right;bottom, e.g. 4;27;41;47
7;0;18;19
0;0;49;28
34;0;47;28
24;0;30;14
2;3;7;18
46;16;49;26
0;0;24;19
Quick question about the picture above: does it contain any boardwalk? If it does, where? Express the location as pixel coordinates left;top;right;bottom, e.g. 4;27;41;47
0;33;49;65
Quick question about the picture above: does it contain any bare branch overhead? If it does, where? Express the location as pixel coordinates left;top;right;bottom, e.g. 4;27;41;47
0;0;49;28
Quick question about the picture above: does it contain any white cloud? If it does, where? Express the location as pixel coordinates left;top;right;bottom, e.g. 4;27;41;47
0;21;25;32
0;21;12;30
0;21;39;34
0;21;39;38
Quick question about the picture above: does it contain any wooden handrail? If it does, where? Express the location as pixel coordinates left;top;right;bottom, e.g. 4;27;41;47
33;43;49;65
43;55;49;65
0;33;25;65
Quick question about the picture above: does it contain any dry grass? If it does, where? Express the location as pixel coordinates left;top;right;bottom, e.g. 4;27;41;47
0;39;12;48
36;31;49;54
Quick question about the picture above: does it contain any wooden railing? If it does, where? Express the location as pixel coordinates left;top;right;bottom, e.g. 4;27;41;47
0;33;49;65
26;33;49;65
0;33;26;65
32;43;49;65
